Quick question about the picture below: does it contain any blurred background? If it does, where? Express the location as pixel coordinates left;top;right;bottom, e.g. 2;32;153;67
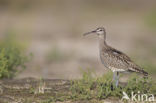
0;0;156;80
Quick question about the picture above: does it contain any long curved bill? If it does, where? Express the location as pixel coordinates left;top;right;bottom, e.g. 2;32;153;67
83;30;96;36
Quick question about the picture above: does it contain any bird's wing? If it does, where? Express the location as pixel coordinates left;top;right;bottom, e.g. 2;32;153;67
106;47;148;75
110;47;132;62
109;47;136;66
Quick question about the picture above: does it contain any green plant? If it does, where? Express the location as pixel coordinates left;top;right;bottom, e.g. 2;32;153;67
123;74;155;96
70;71;95;100
29;70;155;102
0;33;30;79
0;49;9;78
70;71;156;101
0;46;29;79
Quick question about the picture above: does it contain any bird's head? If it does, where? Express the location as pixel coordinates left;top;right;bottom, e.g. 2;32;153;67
83;27;106;37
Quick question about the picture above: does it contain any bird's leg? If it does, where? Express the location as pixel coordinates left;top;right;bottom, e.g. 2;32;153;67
112;71;117;87
111;71;116;90
115;72;119;87
113;71;116;81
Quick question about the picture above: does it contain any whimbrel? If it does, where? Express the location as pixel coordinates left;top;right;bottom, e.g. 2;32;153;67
83;27;148;87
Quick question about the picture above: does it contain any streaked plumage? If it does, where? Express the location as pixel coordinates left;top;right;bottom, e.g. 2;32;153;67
100;43;148;75
83;27;148;86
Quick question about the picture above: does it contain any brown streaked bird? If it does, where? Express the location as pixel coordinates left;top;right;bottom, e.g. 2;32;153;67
83;27;148;87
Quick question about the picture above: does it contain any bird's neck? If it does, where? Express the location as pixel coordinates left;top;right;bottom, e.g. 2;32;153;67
99;35;108;51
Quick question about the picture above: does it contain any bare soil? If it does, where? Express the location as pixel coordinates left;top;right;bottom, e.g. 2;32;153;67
0;78;121;103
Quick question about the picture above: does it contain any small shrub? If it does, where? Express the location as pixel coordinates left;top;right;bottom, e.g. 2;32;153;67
0;34;30;79
0;49;9;78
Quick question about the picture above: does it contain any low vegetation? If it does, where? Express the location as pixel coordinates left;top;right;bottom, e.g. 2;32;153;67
0;71;155;103
38;71;156;102
70;71;155;101
0;33;31;79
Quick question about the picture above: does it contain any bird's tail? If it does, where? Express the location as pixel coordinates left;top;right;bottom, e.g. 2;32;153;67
133;67;148;77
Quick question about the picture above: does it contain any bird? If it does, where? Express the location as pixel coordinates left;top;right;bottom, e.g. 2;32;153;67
83;27;148;87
